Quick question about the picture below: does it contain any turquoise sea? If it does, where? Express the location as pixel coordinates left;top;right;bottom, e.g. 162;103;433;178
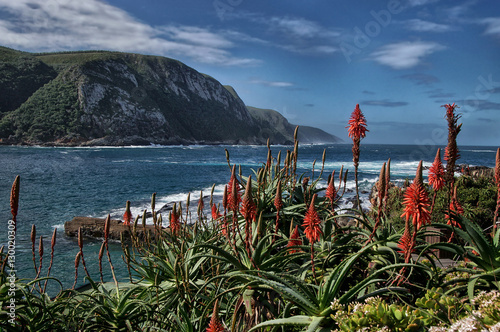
0;143;497;291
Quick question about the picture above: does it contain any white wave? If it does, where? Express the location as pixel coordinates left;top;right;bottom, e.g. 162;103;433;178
463;149;496;153
104;183;227;225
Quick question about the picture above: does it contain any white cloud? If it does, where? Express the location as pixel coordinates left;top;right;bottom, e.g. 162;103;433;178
371;41;445;69
445;1;476;20
407;0;439;6
269;16;341;40
159;26;234;48
230;12;341;56
270;17;340;55
480;17;500;37
405;19;455;32
0;0;261;66
249;79;294;88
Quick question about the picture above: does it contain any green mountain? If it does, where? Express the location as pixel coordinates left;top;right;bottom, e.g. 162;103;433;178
0;46;342;146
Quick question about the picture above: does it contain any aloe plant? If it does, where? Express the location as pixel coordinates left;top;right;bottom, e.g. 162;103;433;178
440;215;500;299
243;242;411;332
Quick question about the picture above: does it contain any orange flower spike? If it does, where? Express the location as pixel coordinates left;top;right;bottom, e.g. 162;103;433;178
211;203;222;220
123;200;132;226
287;225;303;254
302;194;323;244
397;220;415;261
274;180;283;212
227;165;241;212
495;147;500;188
51;228;57;251
38;235;44;259
222;185;228;211
400;161;431;230
325;170;337;207
206;300;225;332
494;148;500;229
10;175;20;230
240;176;256;221
198;192;204;213
170;205;180;235
377;162;386;202
428;148;445;191
104;215;111;244
346;104;368;140
385;159;391;193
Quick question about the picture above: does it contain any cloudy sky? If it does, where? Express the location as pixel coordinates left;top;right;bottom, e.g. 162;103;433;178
0;0;499;145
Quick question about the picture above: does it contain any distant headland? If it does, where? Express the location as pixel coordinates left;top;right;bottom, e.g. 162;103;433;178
0;46;342;146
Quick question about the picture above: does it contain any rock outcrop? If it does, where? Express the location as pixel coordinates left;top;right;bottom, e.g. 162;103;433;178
0;47;342;146
64;216;158;241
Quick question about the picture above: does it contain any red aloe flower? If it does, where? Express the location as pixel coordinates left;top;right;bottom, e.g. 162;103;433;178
227;166;241;212
442;103;461;192
446;187;464;228
274;180;283;235
495;147;500;186
274;180;283;212
384;159;391;210
398;220;415;261
211;203;222;220
287;225;303;254
10;175;20;231
428;148;446;192
206;300;224;332
396;218;416;285
123;200;132;226
400;161;431;230
347;104;368;204
198;194;204;213
494;148;500;229
325;170;337;208
346;104;368;140
222;185;228;211
302;194;323;244
446;199;464;228
170;206;180;235
240;176;256;222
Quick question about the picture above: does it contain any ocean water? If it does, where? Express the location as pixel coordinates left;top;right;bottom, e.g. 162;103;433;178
0;143;497;291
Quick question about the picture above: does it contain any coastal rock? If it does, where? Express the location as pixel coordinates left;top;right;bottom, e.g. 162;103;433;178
64;216;159;241
463;165;494;179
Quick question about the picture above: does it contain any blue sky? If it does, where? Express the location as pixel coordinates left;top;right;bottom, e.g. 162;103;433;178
0;0;499;145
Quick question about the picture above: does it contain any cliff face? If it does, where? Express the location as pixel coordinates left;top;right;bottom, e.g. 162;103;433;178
0;47;341;146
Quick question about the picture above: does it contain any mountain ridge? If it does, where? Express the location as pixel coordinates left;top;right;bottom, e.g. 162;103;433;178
0;47;342;146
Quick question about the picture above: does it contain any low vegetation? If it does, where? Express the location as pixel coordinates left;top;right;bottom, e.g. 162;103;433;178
1;104;499;331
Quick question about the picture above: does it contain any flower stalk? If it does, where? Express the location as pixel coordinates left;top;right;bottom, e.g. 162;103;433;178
347;104;368;217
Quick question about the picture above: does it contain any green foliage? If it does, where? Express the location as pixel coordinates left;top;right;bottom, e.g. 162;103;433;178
414;287;468;326
329;287;500;331
0;50;57;115
432;176;496;228
0;74;83;142
331;297;426;332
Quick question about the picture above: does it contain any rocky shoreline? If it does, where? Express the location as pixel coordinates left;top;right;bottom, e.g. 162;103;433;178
64;216;161;241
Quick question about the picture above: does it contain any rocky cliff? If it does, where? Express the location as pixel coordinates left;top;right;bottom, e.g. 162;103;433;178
0;47;342;146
